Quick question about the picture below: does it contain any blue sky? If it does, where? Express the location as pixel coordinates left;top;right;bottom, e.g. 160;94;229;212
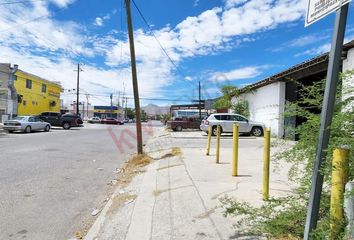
0;0;353;107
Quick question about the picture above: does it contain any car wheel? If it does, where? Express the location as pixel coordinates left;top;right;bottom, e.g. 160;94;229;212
176;125;182;132
63;122;71;130
251;127;263;137
212;126;222;136
24;126;31;133
7;130;13;133
44;125;50;132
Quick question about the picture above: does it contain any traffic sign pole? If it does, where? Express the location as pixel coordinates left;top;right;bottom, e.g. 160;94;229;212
303;4;349;239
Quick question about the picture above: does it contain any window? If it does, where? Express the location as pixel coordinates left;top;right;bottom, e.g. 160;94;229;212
214;115;221;120
42;84;46;93
28;117;35;122
232;115;247;122
26;79;32;89
23;100;27;106
220;115;231;121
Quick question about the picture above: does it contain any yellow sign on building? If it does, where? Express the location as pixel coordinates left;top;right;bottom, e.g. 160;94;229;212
14;70;62;115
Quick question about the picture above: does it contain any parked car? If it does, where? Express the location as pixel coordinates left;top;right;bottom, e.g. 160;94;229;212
88;117;101;124
3;116;51;133
167;117;201;131
101;118;124;125
200;113;265;136
39;112;83;129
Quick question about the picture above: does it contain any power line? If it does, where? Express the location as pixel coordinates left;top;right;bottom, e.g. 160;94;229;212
131;0;189;81
0;0;45;5
0;0;79;33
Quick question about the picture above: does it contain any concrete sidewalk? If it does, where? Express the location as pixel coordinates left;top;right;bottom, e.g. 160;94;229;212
84;130;295;240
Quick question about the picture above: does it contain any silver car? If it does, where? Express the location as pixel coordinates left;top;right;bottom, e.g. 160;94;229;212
200;113;265;136
3;116;51;133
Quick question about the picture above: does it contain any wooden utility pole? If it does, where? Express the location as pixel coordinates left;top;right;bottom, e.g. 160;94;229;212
75;64;83;115
125;0;143;154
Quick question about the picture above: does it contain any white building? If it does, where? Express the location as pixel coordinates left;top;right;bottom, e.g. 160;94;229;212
233;40;354;138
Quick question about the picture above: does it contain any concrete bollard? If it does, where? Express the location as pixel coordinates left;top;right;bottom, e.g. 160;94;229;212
206;125;212;156
216;125;221;164
263;128;270;201
232;124;239;176
344;182;354;239
330;148;349;238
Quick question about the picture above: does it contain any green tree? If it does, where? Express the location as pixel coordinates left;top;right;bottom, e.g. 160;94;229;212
126;108;135;119
213;85;250;117
213;85;239;109
141;110;147;121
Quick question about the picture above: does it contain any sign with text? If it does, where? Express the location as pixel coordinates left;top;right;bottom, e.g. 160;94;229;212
305;0;351;26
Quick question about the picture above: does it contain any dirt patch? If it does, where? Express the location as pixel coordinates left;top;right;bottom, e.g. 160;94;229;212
116;154;152;188
107;193;137;215
155;147;182;160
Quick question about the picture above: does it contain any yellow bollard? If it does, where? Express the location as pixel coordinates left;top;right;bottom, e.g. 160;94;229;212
263;128;271;201
330;147;349;238
232;124;239;176
216;125;221;164
206;125;212;156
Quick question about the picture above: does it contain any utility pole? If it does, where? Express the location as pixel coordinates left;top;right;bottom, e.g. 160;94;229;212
74;64;83;116
125;0;143;154
199;81;202;120
125;97;128;119
85;94;90;118
110;93;113;118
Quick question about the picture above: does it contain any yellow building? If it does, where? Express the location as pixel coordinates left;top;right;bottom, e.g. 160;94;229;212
14;70;62;115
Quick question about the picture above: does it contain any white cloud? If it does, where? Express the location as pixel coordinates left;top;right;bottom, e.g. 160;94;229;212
0;0;310;105
210;66;262;82
224;0;248;9
94;17;103;26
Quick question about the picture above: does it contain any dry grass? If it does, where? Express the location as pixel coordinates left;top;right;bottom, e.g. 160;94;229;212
116;154;152;188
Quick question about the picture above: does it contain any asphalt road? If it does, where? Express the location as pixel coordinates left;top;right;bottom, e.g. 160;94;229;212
0;122;161;240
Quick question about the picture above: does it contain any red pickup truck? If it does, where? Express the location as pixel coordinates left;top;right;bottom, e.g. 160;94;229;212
167;118;201;131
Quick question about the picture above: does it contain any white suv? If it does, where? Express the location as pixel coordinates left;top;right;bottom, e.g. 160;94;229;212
200;113;265;136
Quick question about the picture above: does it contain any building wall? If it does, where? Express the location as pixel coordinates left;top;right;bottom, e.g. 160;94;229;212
342;47;354;107
234;81;286;137
14;71;61;115
0;65;9;117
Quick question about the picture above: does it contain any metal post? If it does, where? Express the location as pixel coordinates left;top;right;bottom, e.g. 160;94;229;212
125;0;143;154
206;125;212;156
304;4;349;239
232;124;239;176
330;148;349;238
216;125;221;164
263;128;270;201
199;81;201;120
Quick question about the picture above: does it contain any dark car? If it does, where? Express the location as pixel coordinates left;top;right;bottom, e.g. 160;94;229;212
39;112;83;129
167;117;201;131
101;118;124;125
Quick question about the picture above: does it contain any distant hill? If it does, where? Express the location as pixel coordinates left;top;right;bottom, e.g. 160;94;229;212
142;104;170;116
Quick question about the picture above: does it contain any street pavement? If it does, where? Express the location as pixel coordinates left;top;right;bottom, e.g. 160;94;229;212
0;121;161;240
84;128;296;240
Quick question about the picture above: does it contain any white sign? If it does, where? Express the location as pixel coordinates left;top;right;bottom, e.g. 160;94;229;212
305;0;351;26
